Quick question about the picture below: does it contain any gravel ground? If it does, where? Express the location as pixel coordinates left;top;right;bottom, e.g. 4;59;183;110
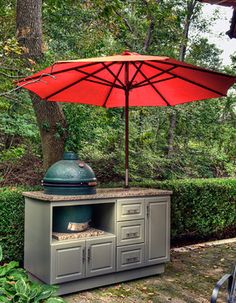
63;238;236;303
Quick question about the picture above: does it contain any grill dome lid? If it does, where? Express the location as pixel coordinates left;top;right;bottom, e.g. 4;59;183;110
42;152;97;195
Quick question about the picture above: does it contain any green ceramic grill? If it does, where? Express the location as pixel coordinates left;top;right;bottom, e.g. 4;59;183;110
42;152;97;195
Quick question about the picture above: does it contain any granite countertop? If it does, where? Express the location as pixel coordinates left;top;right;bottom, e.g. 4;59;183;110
23;187;172;201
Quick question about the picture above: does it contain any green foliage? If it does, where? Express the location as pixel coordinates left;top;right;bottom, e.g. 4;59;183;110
136;178;236;239
187;37;223;69
0;0;236;185
63;94;236;183
0;188;25;262
0;146;25;162
0;245;65;303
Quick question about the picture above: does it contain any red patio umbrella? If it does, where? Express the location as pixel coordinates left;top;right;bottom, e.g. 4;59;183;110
17;51;236;187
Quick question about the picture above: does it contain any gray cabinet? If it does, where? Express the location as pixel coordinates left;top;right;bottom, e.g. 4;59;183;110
86;236;115;277
145;197;170;265
23;189;171;295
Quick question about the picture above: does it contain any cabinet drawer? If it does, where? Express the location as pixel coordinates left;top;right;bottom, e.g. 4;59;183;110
117;220;144;246
117;198;144;221
117;244;145;271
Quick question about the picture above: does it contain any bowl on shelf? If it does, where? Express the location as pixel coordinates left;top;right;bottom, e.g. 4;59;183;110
67;221;90;232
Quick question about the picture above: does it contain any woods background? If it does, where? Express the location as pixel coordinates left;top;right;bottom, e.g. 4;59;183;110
0;0;236;186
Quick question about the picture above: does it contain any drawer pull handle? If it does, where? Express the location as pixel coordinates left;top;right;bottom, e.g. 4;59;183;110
82;247;86;263
126;232;138;238
127;209;139;214
88;248;91;262
126;257;139;263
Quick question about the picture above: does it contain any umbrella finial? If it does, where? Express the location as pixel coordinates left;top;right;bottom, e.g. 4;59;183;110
122;50;140;56
122;50;132;56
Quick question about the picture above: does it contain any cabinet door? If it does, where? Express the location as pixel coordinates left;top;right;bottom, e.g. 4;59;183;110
145;197;170;265
86;236;115;278
51;240;86;284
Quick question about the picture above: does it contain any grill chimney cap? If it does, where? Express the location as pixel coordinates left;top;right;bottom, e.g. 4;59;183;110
63;151;78;160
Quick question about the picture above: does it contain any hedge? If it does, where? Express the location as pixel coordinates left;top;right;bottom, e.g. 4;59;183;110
0;179;236;262
0;186;40;263
0;187;25;263
135;178;236;241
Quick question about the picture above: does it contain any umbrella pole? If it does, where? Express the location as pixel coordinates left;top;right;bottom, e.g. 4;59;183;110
125;89;129;188
125;62;129;188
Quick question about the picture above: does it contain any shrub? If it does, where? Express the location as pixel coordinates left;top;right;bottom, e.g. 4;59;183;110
0;245;65;302
136;178;236;240
0;186;40;262
0;187;25;262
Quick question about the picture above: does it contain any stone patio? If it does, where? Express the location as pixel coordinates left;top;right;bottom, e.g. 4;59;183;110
63;238;236;303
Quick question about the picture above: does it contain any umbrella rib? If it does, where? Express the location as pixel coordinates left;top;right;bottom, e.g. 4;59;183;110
149;60;236;79
129;62;144;87
74;68;123;89
102;63;125;107
132;62;171;106
135;75;176;88
132;66;177;88
82;78;122;89
144;61;226;97
101;63;125;88
44;62;116;100
18;62;100;83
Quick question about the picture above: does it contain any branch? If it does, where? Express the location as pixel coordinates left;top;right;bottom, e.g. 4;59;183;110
179;0;198;61
0;71;23;79
143;19;155;52
115;10;133;33
0;73;56;97
124;40;133;50
0;65;21;71
142;0;162;52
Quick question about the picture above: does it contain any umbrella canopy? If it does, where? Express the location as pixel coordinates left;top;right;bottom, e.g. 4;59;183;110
17;51;236;187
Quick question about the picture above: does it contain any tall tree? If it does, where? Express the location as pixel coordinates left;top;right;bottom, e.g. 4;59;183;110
166;0;198;158
16;0;67;170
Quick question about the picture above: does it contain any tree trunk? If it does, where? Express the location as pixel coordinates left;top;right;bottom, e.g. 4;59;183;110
16;0;67;170
16;0;43;61
166;0;197;158
179;0;197;61
166;110;176;158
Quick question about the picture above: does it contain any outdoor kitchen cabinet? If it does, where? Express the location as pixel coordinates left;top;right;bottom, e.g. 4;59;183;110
51;235;116;284
23;188;172;295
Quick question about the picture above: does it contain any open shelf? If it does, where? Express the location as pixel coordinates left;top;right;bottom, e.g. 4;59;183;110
51;202;115;243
